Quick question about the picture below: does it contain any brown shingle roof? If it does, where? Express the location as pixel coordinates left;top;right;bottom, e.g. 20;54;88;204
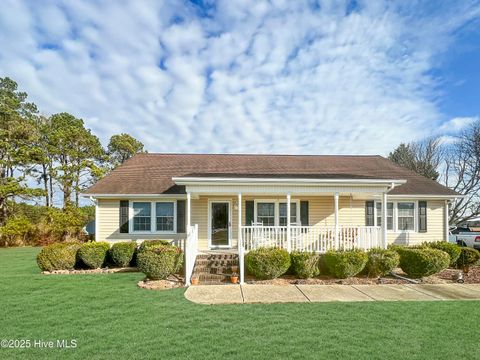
84;153;458;196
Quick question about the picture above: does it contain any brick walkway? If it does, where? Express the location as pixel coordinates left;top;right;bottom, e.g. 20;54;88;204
184;284;480;304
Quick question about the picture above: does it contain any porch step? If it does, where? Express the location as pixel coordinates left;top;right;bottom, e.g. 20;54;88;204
192;253;239;285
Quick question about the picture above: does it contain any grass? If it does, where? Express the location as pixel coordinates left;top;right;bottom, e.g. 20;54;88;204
1;247;479;360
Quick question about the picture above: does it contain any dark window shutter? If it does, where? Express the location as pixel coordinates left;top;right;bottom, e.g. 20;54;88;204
176;200;186;233
300;201;309;226
119;200;129;233
419;201;427;233
365;201;374;226
245;201;254;225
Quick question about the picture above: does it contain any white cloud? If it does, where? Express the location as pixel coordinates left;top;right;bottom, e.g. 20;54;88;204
439;117;478;133
0;0;479;156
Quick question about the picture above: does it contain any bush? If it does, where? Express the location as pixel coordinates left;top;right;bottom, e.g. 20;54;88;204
110;242;137;267
137;240;172;253
398;248;449;278
77;242;110;269
245;247;290;279
423;241;461;267
324;250;368;279
454;247;480;270
364;248;400;277
36;242;81;271
290;252;320;278
137;244;183;280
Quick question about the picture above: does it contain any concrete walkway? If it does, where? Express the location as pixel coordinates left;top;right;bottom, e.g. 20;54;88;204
184;283;480;305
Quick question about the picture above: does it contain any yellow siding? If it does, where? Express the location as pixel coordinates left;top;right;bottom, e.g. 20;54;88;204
96;197;446;249
96;198;186;244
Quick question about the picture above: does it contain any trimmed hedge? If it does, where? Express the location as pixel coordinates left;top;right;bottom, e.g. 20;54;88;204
454;247;480;271
423;241;461;266
137;240;172;253
110;242;137;267
364;248;400;277
324;250;368;279
398;248;449;278
245;247;290;280
137;244;183;280
36;242;81;271
290;251;320;279
77;242;110;269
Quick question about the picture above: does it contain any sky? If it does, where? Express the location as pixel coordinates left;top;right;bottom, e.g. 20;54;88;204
1;0;480;156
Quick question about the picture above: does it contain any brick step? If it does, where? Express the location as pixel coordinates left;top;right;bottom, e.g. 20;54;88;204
197;254;239;260
193;267;235;275
194;260;238;267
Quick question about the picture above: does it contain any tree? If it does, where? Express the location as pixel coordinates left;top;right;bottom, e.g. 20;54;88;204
107;133;144;168
443;121;480;224
49;113;106;208
0;77;44;225
389;138;442;180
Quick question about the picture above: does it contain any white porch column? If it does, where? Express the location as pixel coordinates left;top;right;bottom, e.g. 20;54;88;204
334;193;339;249
186;192;191;229
287;193;291;252
444;200;449;242
382;192;388;249
238;193;244;285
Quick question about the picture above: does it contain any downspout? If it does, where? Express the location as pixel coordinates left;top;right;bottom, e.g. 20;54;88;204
90;196;98;242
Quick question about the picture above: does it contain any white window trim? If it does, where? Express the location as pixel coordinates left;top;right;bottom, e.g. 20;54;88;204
253;199;301;226
374;200;418;233
129;200;177;235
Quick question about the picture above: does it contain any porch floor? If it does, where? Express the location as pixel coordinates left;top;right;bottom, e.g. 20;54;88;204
184;284;480;304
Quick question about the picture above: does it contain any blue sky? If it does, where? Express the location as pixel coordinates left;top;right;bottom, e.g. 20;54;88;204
1;0;479;155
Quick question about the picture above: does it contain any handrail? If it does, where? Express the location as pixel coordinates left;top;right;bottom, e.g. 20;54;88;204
185;224;198;286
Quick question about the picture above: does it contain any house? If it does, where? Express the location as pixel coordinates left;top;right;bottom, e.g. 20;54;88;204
82;153;461;284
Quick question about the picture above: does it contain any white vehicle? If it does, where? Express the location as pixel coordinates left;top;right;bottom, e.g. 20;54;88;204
449;217;480;250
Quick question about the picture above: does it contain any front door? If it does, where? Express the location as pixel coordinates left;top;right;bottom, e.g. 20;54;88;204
210;201;230;248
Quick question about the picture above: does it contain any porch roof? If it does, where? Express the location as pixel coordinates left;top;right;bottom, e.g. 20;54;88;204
83;153;460;197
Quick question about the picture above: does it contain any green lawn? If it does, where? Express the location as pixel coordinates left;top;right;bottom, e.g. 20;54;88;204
0;247;479;360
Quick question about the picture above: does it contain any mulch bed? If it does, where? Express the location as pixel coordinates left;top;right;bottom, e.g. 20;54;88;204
137;275;184;290
42;267;139;275
246;266;480;285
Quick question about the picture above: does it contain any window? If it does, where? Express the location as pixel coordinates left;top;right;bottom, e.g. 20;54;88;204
156;202;174;232
133;202;151;231
376;202;394;230
398;202;415;231
279;203;297;226
257;203;275;226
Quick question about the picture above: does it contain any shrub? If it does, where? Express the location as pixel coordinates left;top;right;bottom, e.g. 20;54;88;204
324;249;368;279
110;242;137;267
398;248;449;278
137;240;172;253
423;241;461;267
137;244;183;280
36;242;81;271
245;247;290;280
454;247;480;271
77;242;110;269
364;248;400;277
290;251;320;278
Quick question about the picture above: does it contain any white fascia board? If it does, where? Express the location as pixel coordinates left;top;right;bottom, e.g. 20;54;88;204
374;194;463;199
172;176;407;187
80;193;187;199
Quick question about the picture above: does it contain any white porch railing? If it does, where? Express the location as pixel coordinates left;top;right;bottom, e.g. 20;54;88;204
241;225;383;252
184;224;198;286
